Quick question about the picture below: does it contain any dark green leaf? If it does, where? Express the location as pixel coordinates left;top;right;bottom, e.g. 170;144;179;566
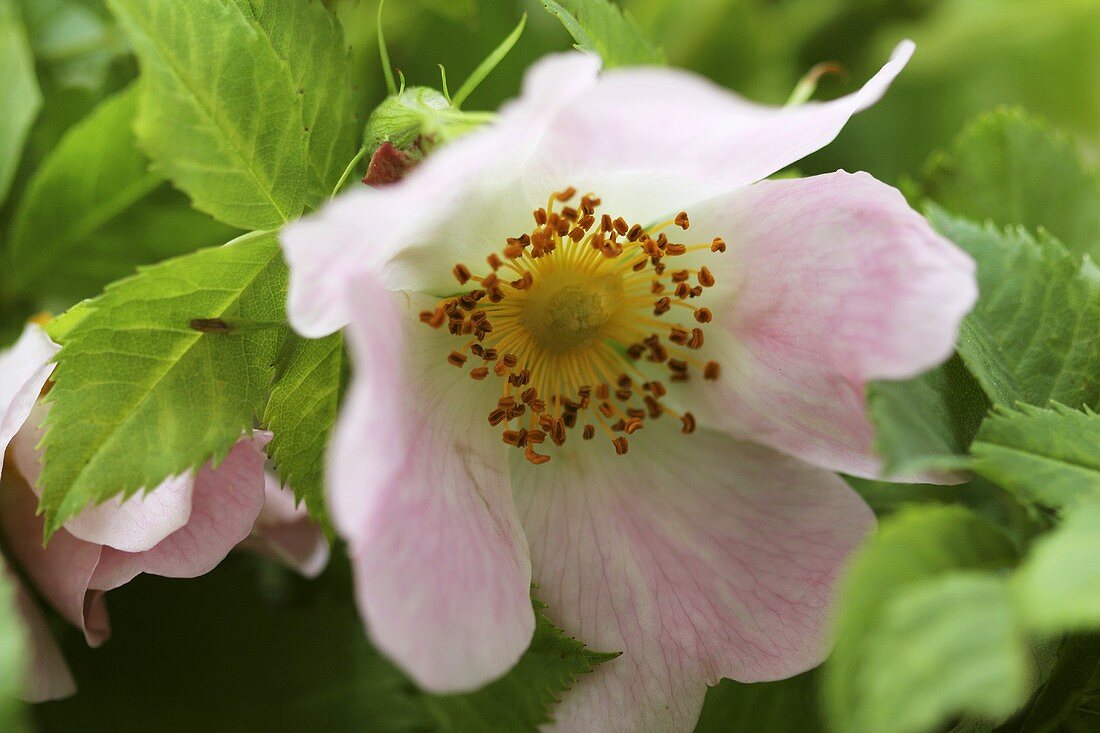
0;0;41;205
693;670;825;733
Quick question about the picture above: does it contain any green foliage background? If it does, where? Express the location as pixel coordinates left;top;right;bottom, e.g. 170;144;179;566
3;0;1100;731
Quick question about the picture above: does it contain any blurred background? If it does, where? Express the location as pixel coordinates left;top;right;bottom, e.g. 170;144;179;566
8;0;1100;729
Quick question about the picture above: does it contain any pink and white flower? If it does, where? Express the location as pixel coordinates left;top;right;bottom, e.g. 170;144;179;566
0;323;327;698
281;43;976;732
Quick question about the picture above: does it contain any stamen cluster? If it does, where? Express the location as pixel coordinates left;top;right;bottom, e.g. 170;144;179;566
419;188;725;464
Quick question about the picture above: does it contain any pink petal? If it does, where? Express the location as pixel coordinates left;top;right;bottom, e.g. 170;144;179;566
9;405;194;553
238;471;329;578
683;171;976;479
3;556;76;702
89;436;268;591
528;42;913;209
330;274;533;692
511;423;874;733
0;477;109;648
0;324;57;483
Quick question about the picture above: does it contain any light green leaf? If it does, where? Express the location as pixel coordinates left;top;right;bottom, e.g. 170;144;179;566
928;207;1100;410
920;108;1100;260
263;332;346;525
105;0;311;229
0;0;41;205
824;505;1020;733
1015;500;1100;634
541;0;665;69
0;567;27;730
693;671;824;733
867;354;989;479
227;0;358;201
7;84;237;300
970;404;1100;510
858;573;1032;733
38;233;287;536
18;0;126;92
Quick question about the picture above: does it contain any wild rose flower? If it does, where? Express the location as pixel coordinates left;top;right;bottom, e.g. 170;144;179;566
0;323;324;696
281;43;976;732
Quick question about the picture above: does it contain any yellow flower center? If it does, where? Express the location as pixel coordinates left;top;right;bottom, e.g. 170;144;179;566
420;188;726;464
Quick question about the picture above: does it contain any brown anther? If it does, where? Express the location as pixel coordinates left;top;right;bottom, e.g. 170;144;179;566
578;386;592;398
632;258;648;272
670;373;689;383
521;388;538;404
653;297;671;316
616;375;633;388
563;411;577;429
530;399;547;413
561;206;579;221
527;429;546;444
680;412;696;434
498;396;516;409
488;409;507;426
569;226;585;242
624;418;644;435
674;211;690;229
481;273;498;289
596;384;610;400
534;208;548;226
694;308;713;324
598;402;615;419
453;264;471;285
551;418;567;446
688;328;705;349
581;194;601;212
582;425;596;440
554;187;577;202
626;343;645;359
654;262;667;275
698;267;715;287
503;241;525;259
648;381;667;397
668;359;689;374
539;414;554;430
675;283;692;300
664;243;687;256
503;430;525;447
613;217;629;235
710;237;726;253
482;348;498;361
420;308;446;328
704;361;721;380
578;214;595;230
689;286;703;298
669;326;688;345
447;351;467;367
612;436;629;455
671;269;690;283
487;253;503;270
502;354;519;368
614;388;632;402
511;272;534;290
470;367;489;380
643;396;662;418
600;214;613;232
611;419;626;432
650;280;665;294
525;446;551;465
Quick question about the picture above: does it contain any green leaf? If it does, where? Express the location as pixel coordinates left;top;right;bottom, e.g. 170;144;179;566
859;572;1032;733
424;599;617;732
38;233;287;536
1018;634;1100;733
0;0;41;205
970;404;1100;510
263;332;346;525
693;670;825;733
18;0;127;92
227;0;358;201
824;505;1020;733
867;354;989;479
32;557;613;733
920;108;1100;260
7;84;238;300
0;568;27;730
1015;500;1100;634
106;0;312;229
540;0;665;69
928;207;1100;410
